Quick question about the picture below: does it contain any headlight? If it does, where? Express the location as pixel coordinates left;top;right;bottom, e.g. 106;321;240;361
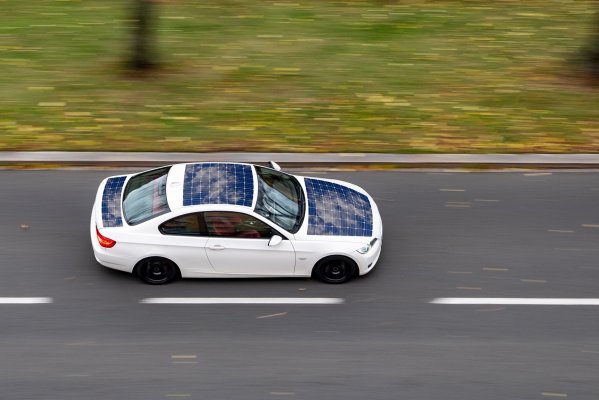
356;243;371;254
356;238;378;254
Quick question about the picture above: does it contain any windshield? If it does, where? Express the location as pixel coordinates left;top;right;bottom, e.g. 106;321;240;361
254;166;304;233
122;166;171;225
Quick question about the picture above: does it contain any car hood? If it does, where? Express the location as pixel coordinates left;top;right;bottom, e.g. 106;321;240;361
299;177;375;238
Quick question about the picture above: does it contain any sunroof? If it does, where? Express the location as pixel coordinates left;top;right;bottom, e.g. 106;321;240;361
305;178;373;236
183;163;254;207
101;176;127;227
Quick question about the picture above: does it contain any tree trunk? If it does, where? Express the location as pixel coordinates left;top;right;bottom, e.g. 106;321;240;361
588;3;599;78
130;0;156;70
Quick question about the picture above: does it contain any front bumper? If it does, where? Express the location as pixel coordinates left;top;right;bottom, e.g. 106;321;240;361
357;236;382;276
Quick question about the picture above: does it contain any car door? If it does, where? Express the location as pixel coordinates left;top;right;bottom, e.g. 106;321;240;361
158;212;212;277
203;211;296;275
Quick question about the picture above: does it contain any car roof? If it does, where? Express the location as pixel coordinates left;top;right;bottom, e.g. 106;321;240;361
166;162;257;211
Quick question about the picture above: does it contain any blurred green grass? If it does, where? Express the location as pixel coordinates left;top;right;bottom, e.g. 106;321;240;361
1;0;598;153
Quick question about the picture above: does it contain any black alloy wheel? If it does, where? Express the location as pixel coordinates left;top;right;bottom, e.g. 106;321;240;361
316;257;356;284
137;258;178;285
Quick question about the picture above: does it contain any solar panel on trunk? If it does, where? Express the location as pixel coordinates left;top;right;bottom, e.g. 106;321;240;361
101;176;126;227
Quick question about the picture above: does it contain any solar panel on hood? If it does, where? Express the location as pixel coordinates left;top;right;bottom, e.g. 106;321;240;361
183;163;254;207
101;176;127;227
305;178;373;236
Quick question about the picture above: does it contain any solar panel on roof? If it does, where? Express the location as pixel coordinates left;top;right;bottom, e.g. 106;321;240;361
305;178;373;237
101;176;126;227
183;163;254;207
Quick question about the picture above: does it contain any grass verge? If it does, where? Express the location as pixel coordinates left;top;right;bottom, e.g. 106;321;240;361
1;0;599;153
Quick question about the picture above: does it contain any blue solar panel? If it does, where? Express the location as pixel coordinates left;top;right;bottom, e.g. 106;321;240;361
183;163;254;207
101;176;127;227
305;178;373;236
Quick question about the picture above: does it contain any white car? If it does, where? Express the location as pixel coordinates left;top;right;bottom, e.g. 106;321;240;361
90;162;382;284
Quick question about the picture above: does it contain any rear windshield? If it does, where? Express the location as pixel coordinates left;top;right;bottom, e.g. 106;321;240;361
122;166;171;225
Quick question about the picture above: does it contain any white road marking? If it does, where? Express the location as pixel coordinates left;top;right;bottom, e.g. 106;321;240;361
140;298;344;304
520;279;547;283
439;188;465;192
581;224;599;228
474;199;500;202
547;229;574;233
482;267;509;271
445;201;471;208
0;297;52;304
257;312;288;319
541;392;567;398
431;298;599;305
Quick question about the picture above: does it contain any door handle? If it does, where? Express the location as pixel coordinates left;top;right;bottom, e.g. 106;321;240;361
207;244;226;251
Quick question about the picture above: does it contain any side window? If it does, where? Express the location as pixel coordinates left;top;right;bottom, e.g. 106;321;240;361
204;211;275;239
159;213;206;236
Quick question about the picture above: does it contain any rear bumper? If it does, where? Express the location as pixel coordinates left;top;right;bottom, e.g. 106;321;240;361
90;207;134;273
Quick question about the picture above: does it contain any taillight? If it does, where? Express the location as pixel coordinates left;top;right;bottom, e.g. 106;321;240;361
96;226;116;248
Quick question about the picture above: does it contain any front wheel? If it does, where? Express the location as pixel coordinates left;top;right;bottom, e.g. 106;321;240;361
136;257;179;285
314;257;356;284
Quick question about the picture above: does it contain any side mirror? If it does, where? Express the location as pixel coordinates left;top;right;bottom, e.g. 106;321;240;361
268;235;283;247
268;161;282;171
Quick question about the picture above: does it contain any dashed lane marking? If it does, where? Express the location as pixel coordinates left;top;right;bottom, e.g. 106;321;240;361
140;298;345;305
483;267;509;271
439;188;465;192
541;392;567;398
523;172;552;176
547;229;574;233
0;297;52;304
445;201;471;208
257;312;288;319
431;298;599;305
581;224;599;228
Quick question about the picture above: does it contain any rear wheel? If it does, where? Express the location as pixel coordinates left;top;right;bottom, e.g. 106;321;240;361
135;257;179;285
314;257;356;284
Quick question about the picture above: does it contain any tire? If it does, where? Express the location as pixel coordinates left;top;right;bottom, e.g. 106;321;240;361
135;257;179;285
314;256;356;284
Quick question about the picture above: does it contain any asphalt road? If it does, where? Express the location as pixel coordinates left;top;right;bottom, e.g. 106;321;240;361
1;169;598;400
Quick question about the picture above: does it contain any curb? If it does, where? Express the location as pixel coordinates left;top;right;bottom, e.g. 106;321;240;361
2;151;599;168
